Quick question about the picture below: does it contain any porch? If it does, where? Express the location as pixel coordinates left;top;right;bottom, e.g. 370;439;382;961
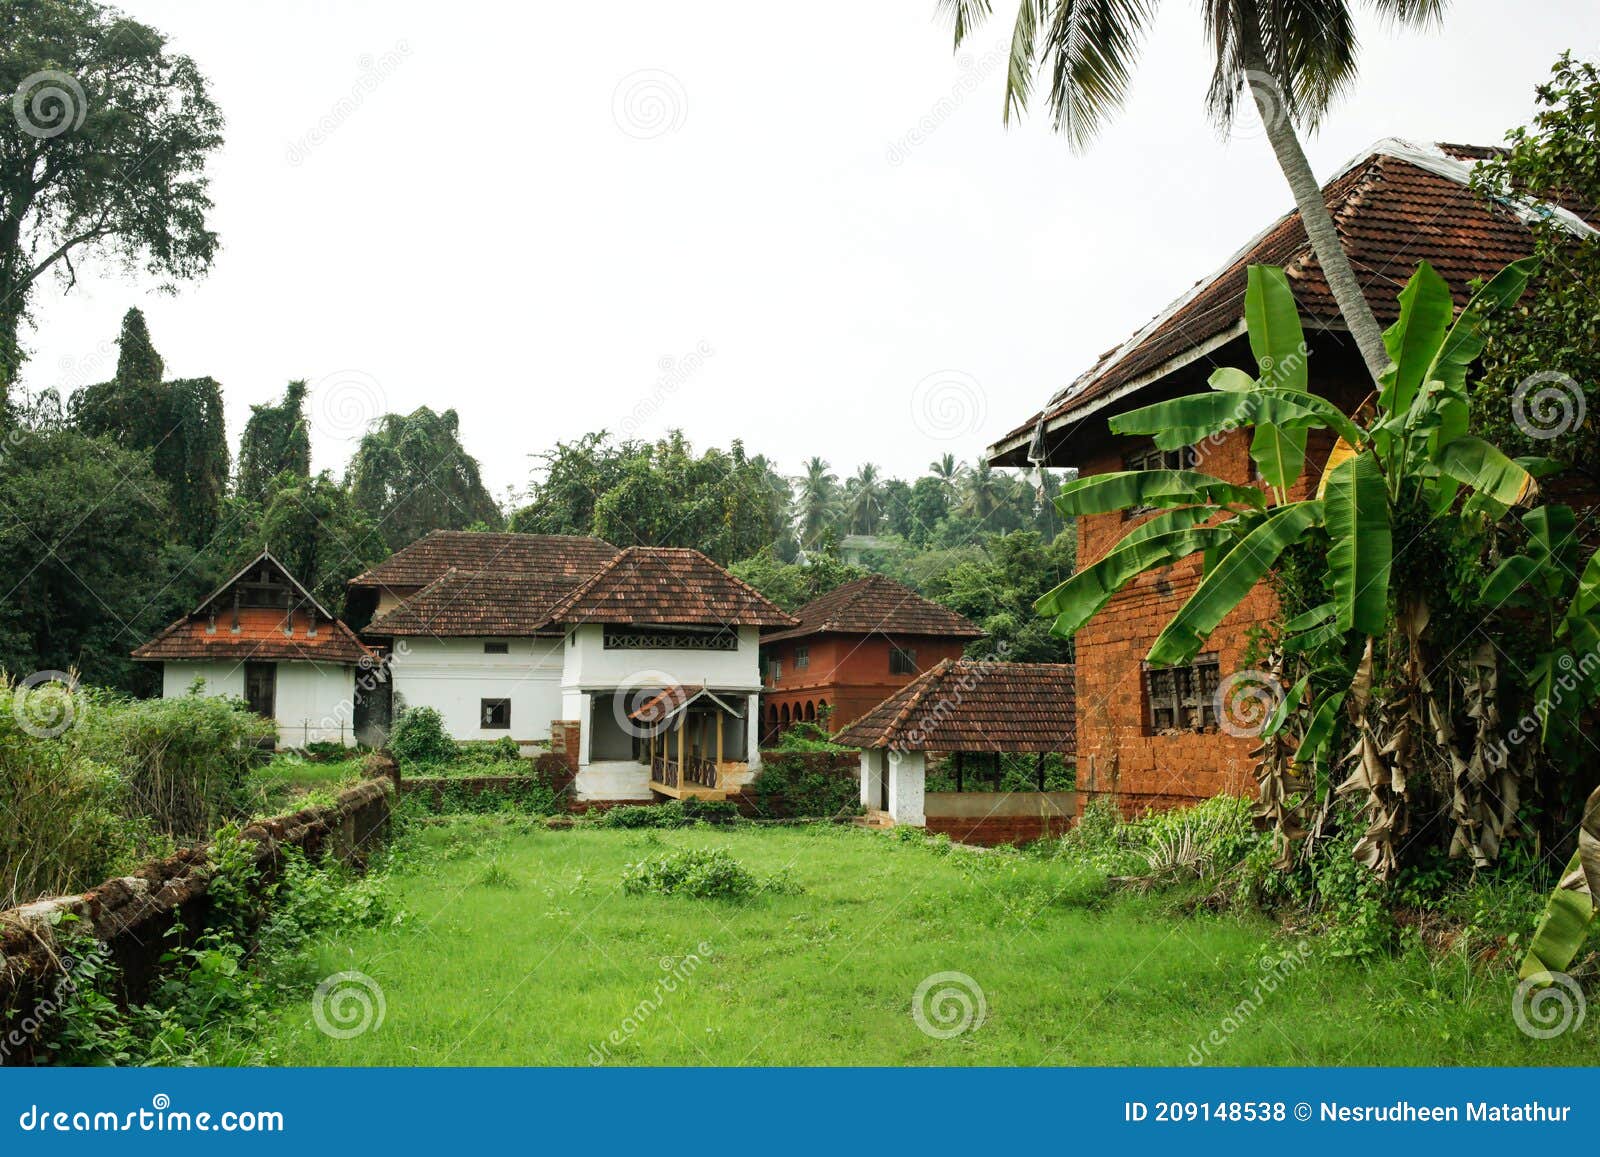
631;685;750;801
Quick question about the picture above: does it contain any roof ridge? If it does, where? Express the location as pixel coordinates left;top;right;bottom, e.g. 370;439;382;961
881;658;953;743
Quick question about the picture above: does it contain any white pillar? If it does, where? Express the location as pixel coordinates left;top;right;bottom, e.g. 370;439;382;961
888;750;926;827
746;694;762;769
859;750;876;810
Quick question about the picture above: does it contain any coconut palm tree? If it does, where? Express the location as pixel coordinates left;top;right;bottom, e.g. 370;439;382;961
958;459;1008;524
797;456;840;547
936;0;1446;384
928;452;964;491
844;463;886;535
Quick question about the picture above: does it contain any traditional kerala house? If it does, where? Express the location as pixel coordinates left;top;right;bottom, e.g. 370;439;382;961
835;659;1076;846
985;139;1600;816
357;535;796;800
132;550;376;747
759;574;984;738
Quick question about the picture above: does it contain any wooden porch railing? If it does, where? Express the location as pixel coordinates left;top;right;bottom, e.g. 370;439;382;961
649;753;718;790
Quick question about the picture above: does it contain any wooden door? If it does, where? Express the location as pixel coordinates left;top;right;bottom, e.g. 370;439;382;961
244;662;276;718
879;752;890;812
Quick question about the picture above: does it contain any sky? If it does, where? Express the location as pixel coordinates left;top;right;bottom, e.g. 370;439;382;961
16;0;1600;502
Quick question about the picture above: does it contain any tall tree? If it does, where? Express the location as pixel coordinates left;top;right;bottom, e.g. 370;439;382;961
843;462;885;535
236;379;312;505
796;456;839;548
254;470;385;615
929;452;963;493
938;0;1446;384
347;407;502;552
70;308;228;545
0;0;223;397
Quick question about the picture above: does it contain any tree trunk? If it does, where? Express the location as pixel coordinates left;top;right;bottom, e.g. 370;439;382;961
1243;65;1391;385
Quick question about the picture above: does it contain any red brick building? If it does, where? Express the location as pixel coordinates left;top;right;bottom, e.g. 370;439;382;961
986;139;1598;815
758;574;983;739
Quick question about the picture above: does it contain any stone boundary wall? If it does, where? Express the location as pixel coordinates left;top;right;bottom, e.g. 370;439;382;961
922;791;1078;846
0;780;392;1066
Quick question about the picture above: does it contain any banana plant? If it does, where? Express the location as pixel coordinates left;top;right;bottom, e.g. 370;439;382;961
1036;257;1542;875
1520;785;1600;981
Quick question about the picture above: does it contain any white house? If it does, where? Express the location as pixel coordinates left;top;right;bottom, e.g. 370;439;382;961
356;534;797;801
133;551;377;747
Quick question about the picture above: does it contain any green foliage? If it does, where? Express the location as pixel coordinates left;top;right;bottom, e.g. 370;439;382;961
387;706;459;766
728;547;867;612
622;846;767;901
0;425;174;691
235;381;312;505
0;0;223;392
401;778;562;818
348;407;502;552
249;469;385;615
748;751;859;818
592;798;739;829
1473;53;1600;478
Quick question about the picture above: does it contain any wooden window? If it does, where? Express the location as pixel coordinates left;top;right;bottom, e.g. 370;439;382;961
1123;445;1199;518
768;659;782;683
480;698;511;730
1142;653;1220;733
795;645;809;669
484;641;510;655
889;647;917;675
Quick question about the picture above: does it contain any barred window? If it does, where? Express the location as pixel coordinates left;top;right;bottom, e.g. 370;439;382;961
603;627;737;651
1142;653;1220;733
889;647;917;676
481;698;511;730
795;645;810;669
484;641;510;655
1124;445;1199;518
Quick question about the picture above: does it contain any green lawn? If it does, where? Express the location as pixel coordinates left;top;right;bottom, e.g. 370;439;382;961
242;755;368;819
247;819;1594;1066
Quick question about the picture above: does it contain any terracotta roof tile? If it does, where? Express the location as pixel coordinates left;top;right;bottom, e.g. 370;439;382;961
990;141;1600;458
543;546;797;628
349;531;618;590
365;569;577;637
835;659;1075;753
133;607;375;665
762;574;984;643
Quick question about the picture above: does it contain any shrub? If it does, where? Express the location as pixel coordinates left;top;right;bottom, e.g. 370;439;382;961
748;751;860;818
622;847;760;900
402;778;562;817
387;707;459;766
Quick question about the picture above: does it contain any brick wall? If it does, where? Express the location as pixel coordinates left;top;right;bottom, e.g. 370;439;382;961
924;814;1073;847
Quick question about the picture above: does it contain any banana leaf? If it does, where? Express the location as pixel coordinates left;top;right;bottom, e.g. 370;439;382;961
1052;469;1265;517
1439;436;1536;510
1323;451;1392;636
1293;690;1348;771
1480;554;1540;608
1146;501;1324;666
1426;256;1539;392
1035;525;1231;639
1519;785;1600;980
1244;265;1308;391
1379;261;1454;415
1109;391;1325;451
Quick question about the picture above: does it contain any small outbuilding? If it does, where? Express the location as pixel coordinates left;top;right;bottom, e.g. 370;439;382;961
835;659;1076;846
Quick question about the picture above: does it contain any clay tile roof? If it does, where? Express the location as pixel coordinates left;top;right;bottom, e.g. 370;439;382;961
365;568;579;637
349;531;619;590
542;546;798;629
133;608;376;665
761;574;985;643
989;139;1600;463
835;659;1075;754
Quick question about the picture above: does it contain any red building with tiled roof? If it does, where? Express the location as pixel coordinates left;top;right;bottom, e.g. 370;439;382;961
132;551;377;748
986;139;1600;816
758;574;984;739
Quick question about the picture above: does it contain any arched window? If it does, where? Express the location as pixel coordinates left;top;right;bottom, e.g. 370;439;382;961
804;701;816;722
780;704;791;724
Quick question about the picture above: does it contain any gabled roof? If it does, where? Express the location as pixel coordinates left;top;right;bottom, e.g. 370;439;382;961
835;659;1075;753
989;139;1600;465
628;685;747;726
132;550;375;666
364;568;578;637
762;574;984;643
348;531;619;590
541;546;798;628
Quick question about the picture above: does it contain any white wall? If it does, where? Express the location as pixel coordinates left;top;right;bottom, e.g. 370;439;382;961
160;660;356;747
561;624;763;691
390;636;565;742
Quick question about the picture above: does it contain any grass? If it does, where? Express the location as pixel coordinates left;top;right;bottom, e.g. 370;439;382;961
242;755;369;819
242;819;1595;1066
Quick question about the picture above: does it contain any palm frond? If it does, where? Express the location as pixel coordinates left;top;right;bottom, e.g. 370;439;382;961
936;0;996;47
1042;0;1161;151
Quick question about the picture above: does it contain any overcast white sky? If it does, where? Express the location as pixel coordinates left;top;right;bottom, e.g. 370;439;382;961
17;1;1600;501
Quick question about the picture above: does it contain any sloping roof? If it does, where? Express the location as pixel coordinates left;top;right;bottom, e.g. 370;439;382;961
835;659;1075;753
542;546;798;628
989;139;1600;463
628;685;747;725
133;607;375;665
762;574;984;643
364;568;579;637
348;531;619;590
